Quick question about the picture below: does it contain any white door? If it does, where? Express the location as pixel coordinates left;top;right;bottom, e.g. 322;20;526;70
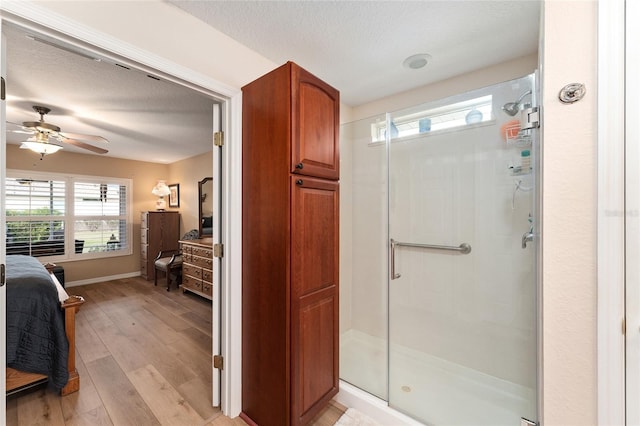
211;103;222;406
0;17;7;414
627;1;640;423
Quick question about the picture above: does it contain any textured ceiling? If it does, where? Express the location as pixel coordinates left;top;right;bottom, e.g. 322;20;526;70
167;0;541;106
4;1;540;163
4;23;216;163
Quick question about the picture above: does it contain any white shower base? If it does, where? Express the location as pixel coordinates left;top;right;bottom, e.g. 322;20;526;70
338;330;536;426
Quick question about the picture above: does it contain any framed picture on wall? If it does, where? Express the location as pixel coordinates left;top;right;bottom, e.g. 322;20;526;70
168;183;180;208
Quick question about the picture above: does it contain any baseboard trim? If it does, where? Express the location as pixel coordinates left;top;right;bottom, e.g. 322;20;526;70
64;271;141;287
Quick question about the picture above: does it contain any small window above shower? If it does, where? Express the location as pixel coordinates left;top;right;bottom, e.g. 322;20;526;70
370;95;493;143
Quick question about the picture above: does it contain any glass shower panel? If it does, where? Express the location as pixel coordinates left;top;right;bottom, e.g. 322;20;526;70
339;113;389;400
387;77;537;425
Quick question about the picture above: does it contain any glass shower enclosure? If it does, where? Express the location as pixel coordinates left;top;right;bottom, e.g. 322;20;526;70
339;74;539;425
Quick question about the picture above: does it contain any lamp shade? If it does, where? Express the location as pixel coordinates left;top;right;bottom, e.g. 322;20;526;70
152;180;171;210
151;180;171;197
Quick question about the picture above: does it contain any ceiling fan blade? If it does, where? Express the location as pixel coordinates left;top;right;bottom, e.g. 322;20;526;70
8;129;35;135
62;138;109;154
6;121;33;131
59;132;109;144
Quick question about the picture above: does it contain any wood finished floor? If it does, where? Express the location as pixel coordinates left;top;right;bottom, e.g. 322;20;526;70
5;277;346;426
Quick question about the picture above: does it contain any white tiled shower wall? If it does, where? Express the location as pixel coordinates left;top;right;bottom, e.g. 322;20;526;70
340;76;537;396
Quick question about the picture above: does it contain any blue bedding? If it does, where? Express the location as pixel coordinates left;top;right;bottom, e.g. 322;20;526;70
6;255;69;390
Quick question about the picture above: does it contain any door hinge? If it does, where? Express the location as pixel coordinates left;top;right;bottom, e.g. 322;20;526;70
213;243;223;258
213;355;223;370
0;263;5;287
521;106;540;130
1;77;5;101
521;418;537;426
213;131;224;147
622;318;626;335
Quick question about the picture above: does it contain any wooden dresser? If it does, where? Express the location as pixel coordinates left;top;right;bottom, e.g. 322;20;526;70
140;211;180;281
241;61;339;426
180;238;214;300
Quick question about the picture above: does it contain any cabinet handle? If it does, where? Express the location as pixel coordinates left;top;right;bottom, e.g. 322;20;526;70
295;163;304;169
296;179;304;186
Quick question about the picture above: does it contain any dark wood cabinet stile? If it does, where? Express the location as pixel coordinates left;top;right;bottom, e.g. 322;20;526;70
140;211;180;281
241;61;340;426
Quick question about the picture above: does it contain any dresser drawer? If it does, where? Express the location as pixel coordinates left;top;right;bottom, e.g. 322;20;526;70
202;268;213;283
140;262;148;277
183;263;202;279
202;282;212;297
141;244;148;260
141;212;148;228
191;246;212;259
192;255;213;270
183;274;203;292
141;230;148;245
180;243;192;255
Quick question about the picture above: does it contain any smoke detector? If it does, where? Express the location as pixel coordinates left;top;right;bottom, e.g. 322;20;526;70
403;54;432;70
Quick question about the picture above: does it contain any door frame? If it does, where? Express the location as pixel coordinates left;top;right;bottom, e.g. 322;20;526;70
596;1;626;425
0;2;243;417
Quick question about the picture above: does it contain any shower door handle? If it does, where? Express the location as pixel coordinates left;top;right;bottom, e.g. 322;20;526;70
390;238;471;280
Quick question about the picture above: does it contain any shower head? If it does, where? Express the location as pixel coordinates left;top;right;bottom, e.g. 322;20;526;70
502;89;532;116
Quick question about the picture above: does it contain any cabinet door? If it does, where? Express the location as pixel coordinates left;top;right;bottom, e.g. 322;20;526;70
291;64;340;180
290;176;339;423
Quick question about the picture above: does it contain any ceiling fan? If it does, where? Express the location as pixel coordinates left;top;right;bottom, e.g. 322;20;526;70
8;105;109;156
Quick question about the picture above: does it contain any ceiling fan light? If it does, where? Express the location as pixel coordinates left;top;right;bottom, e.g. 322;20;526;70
20;140;64;155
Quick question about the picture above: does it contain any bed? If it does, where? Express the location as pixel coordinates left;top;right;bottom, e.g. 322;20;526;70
5;255;84;396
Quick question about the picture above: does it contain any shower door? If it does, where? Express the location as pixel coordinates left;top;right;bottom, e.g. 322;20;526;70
387;76;538;425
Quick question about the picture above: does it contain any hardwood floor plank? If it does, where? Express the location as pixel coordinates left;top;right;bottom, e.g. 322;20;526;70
6;396;19;425
142;291;191;316
180;326;213;355
15;387;67;425
176;377;218;421
63;405;113;426
180;310;213;336
89;323;149;373
74;314;111;364
59;350;105;422
139;297;193;332
166;334;212;380
127;364;204;426
309;399;346;426
130;308;182;345
84;355;160;426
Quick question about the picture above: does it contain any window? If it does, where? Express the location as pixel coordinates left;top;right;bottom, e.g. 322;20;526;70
6;170;132;260
371;95;493;143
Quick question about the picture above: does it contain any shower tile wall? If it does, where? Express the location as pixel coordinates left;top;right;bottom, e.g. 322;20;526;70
342;93;536;398
389;121;535;389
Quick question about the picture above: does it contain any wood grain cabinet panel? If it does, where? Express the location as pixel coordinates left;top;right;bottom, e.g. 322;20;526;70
241;61;339;426
140;211;179;281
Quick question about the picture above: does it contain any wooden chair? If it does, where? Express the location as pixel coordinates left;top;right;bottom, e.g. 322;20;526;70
154;249;182;291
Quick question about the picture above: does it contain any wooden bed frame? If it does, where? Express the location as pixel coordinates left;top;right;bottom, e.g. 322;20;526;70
6;269;85;396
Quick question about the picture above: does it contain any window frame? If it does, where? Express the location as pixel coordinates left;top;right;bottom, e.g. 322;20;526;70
6;169;133;262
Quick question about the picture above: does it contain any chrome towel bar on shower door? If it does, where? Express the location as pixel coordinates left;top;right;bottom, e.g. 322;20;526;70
390;238;472;280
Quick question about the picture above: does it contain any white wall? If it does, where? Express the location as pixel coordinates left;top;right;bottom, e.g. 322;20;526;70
541;1;598;425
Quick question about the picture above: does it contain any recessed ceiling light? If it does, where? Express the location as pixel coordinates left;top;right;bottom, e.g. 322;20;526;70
403;54;432;70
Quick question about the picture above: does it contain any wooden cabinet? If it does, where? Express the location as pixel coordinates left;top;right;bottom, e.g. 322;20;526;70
180;238;214;300
241;61;339;426
140;211;180;281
